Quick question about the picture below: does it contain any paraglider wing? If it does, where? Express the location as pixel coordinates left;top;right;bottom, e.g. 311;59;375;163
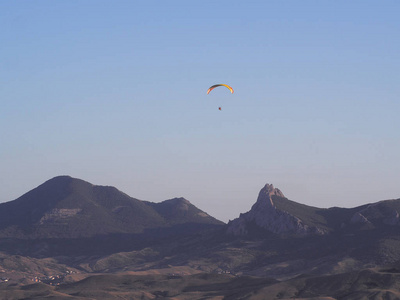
207;84;234;94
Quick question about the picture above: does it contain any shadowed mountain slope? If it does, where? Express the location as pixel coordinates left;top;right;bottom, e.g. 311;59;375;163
0;176;223;239
145;197;221;225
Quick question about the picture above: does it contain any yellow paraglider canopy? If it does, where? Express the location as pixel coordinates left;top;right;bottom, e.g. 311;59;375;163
207;84;234;94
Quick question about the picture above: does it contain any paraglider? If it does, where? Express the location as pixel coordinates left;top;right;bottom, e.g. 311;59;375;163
207;84;233;111
207;84;234;95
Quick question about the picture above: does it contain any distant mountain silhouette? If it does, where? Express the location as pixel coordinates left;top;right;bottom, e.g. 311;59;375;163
0;176;223;239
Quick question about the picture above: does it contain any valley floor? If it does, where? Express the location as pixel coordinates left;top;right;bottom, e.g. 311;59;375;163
1;266;400;300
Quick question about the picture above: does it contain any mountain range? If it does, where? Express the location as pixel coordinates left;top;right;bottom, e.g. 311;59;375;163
1;175;400;299
0;176;222;239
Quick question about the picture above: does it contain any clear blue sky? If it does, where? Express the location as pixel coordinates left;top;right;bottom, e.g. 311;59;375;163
1;1;399;222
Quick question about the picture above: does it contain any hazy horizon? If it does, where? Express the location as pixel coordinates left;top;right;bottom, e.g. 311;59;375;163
1;1;399;222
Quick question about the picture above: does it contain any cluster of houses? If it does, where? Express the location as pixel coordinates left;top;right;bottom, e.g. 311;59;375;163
213;268;238;275
32;270;76;286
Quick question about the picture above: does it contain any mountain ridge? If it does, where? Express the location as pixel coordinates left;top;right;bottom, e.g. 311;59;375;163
227;183;400;237
2;176;400;240
0;176;223;239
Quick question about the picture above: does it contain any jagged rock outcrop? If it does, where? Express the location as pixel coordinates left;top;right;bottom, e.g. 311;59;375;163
227;184;327;236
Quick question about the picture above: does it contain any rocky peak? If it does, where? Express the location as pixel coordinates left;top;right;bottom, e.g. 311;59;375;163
260;184;285;199
227;183;327;236
254;184;285;208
